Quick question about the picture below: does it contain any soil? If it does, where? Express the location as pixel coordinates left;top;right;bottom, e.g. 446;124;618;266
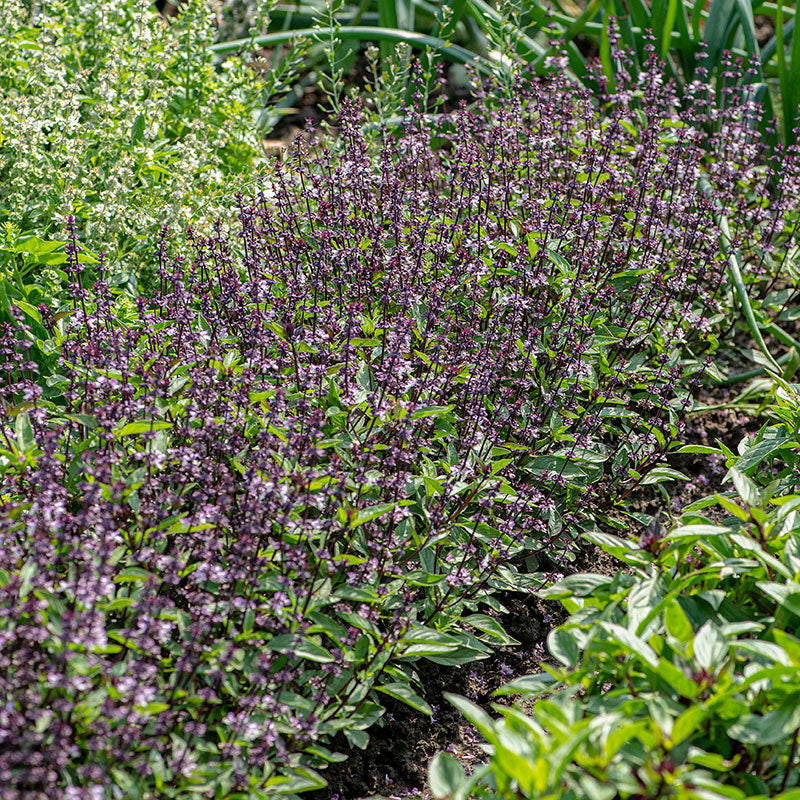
308;597;565;800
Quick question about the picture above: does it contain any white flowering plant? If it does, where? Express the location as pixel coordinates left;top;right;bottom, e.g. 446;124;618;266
0;0;301;287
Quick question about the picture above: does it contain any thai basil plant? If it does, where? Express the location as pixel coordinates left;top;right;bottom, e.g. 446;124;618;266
0;60;793;798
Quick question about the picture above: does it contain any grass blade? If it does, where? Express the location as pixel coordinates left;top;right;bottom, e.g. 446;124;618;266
698;176;780;374
377;0;399;60
662;0;679;60
732;0;762;68
210;26;491;73
791;1;800;142
703;0;736;68
776;2;792;141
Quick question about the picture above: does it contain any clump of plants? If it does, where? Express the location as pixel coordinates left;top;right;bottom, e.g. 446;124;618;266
0;58;793;798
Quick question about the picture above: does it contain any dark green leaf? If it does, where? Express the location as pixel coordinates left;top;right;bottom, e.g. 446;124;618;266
375;682;432;715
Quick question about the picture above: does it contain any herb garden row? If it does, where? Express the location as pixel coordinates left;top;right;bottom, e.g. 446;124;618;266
2;1;800;799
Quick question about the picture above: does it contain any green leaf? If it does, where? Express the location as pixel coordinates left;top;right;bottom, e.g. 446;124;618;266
14;236;64;256
728;696;800;745
113;567;153;583
464;614;519;645
111;767;142;800
429;752;467;799
664;523;731;543
734;430;792;472
494;673;559;697
664;600;693;643
528;455;585;480
14;299;42;324
399;627;463;657
267;634;334;663
703;0;735;68
676;444;721;454
116;420;172;436
548;627;580;667
351;501;396;527
672;705;707;744
732;639;790;666
538;573;614;599
640;466;689;485
693;621;728;672
426;645;490;666
583;530;651;564
14;412;34;451
375;682;432;715
654;657;700;698
729;468;759;507
688;746;735;771
343;727;369;749
18;559;36;599
131;112;146;145
757;581;800;616
445;693;496;741
265;766;327;793
600;622;659;668
412;404;454;419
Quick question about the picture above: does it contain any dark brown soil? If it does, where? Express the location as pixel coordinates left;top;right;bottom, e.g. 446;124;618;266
309;593;566;800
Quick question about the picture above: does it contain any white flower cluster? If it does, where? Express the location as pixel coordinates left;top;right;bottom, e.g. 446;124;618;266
0;0;291;279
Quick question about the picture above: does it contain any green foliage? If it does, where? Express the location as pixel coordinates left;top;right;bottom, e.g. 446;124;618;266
211;0;800;152
488;0;800;148
0;0;298;278
437;436;800;797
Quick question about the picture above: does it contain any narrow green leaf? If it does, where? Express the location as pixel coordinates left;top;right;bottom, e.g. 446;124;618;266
538;572;614;599
494;673;559;697
600;622;659;668
131;113;146;146
14;412;34;451
703;0;736;68
444;693;496;741
351;501;397;527
210;27;492;75
267;634;334;663
116;420;172;436
464;614;519;645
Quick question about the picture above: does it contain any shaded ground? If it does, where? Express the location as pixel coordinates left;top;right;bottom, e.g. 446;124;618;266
309;540;621;800
309;595;565;800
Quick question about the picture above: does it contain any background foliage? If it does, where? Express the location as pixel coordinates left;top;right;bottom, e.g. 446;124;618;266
0;0;299;279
